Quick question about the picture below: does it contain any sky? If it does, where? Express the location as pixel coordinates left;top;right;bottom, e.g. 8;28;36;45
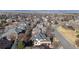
0;10;79;13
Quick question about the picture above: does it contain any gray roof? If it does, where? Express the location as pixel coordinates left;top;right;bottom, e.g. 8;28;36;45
31;33;49;41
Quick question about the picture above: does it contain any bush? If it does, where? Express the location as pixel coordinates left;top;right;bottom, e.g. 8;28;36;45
75;39;79;47
76;34;79;38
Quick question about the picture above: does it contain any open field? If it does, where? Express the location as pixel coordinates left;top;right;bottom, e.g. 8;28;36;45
57;26;77;46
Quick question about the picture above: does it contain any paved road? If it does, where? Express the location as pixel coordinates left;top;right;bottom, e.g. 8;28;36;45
54;29;76;49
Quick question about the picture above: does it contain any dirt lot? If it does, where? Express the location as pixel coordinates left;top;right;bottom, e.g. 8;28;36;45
57;26;77;46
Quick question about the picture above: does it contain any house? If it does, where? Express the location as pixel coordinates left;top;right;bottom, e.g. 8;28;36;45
31;33;51;46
